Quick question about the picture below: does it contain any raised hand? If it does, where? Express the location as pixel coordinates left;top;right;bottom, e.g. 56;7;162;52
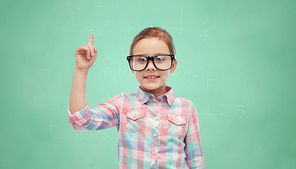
74;34;98;72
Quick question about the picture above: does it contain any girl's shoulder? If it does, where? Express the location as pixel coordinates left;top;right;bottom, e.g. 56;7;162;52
118;92;137;99
106;92;138;104
172;95;197;110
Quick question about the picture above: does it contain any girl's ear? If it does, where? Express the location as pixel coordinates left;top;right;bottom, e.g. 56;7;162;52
170;60;177;73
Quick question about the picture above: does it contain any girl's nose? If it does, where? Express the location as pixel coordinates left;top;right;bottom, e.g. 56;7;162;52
146;60;156;71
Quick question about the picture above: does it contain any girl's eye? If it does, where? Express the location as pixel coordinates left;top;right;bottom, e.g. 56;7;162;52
156;56;165;61
138;57;147;62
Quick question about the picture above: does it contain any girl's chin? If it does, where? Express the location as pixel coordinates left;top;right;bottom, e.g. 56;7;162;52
140;85;165;92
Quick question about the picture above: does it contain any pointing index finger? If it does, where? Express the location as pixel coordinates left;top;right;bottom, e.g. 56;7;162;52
88;34;94;45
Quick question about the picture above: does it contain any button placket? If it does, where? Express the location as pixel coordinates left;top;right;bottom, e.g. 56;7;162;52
150;149;158;167
152;114;159;128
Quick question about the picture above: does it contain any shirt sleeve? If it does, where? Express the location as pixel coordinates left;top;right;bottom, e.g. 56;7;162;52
184;103;205;169
67;94;123;131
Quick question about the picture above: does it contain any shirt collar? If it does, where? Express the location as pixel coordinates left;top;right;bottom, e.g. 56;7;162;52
136;86;175;105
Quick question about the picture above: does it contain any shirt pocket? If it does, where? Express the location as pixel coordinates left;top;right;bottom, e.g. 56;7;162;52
168;114;187;137
126;110;145;133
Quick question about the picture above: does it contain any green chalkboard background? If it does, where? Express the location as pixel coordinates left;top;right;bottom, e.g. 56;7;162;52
1;0;295;168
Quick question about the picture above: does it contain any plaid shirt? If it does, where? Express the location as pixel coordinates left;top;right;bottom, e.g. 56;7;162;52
68;86;204;169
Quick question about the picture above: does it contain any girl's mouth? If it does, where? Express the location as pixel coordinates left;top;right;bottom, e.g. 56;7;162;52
144;75;159;80
145;76;159;79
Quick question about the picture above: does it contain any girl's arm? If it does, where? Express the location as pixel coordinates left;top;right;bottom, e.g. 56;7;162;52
69;34;98;114
184;104;205;169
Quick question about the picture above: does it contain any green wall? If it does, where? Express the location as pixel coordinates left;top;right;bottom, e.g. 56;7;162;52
1;0;295;168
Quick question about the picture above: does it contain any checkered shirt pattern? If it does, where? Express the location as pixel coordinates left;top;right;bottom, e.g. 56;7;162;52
68;86;205;169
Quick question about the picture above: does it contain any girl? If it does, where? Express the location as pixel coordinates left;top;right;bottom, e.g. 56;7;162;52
68;27;205;169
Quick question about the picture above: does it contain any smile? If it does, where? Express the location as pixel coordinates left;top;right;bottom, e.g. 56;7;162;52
145;76;159;79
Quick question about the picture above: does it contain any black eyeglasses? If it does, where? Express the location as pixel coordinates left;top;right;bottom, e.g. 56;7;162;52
127;54;175;71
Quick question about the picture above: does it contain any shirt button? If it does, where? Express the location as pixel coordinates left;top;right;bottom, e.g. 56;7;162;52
154;133;157;137
134;114;137;118
153;151;156;155
154;117;158;121
155;103;158;106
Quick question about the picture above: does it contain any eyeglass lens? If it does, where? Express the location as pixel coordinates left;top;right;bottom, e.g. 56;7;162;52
130;55;172;71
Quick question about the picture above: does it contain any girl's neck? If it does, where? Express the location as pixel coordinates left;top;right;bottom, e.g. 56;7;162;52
140;85;167;99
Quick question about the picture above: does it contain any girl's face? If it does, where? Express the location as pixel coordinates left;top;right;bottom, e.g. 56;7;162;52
132;37;177;98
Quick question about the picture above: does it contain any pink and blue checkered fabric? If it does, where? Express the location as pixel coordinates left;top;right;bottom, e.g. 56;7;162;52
68;86;204;169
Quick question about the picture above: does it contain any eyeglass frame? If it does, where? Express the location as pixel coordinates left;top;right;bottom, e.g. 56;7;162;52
127;54;175;71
